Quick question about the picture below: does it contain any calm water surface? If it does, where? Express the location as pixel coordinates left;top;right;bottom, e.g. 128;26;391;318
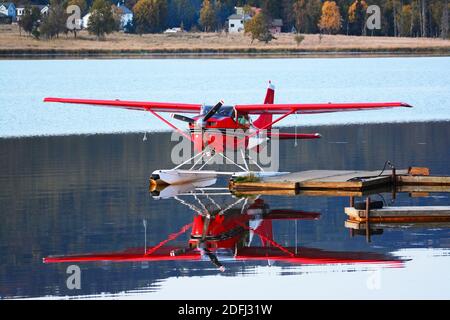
0;57;449;137
0;122;449;299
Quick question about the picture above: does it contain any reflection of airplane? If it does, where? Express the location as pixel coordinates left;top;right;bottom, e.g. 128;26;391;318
44;82;412;185
44;197;403;270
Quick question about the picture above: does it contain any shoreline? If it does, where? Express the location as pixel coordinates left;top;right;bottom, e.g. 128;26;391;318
1;28;449;59
1;46;449;59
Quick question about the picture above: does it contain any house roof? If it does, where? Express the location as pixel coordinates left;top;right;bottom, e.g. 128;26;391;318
16;5;48;10
117;5;132;15
228;14;243;20
0;2;15;8
272;19;283;27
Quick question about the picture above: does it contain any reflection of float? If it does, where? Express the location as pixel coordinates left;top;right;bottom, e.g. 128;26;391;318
44;196;403;270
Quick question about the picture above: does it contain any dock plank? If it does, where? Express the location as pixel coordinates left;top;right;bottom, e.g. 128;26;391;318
345;206;450;222
229;168;449;193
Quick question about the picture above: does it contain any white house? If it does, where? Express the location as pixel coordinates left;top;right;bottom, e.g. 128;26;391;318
0;2;16;21
81;12;90;29
227;6;263;34
16;5;49;21
116;2;133;29
228;13;251;33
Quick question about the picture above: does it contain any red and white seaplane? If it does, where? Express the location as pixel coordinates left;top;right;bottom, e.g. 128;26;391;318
44;82;412;185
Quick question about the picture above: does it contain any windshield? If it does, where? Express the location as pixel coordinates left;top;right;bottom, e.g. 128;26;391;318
201;105;235;118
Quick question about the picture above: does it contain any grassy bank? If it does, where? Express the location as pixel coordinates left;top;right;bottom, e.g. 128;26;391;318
1;24;449;58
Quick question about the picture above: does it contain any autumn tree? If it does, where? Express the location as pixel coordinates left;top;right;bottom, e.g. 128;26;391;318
292;0;306;33
348;0;368;35
318;1;342;34
199;0;217;32
244;12;274;43
88;0;118;39
133;0;167;34
398;4;413;37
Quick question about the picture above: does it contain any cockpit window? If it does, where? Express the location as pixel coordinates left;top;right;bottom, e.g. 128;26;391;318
201;105;234;118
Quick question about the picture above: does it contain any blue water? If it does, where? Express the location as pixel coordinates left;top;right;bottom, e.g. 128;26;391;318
0;57;449;137
0;122;449;299
0;57;449;300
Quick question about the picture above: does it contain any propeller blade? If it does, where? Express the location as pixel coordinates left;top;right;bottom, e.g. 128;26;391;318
202;100;224;122
171;114;195;124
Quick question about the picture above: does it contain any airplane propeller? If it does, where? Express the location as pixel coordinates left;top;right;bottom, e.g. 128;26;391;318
202;100;224;122
171;100;224;128
172;114;195;124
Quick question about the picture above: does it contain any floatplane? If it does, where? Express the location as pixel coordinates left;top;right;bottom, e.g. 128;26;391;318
44;82;412;186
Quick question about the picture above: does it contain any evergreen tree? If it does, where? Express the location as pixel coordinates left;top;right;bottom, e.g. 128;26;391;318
348;0;368;35
88;0;118;39
40;0;67;39
19;5;41;38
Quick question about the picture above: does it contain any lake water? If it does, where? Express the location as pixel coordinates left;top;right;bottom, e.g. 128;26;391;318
0;57;449;137
0;121;449;299
0;57;449;299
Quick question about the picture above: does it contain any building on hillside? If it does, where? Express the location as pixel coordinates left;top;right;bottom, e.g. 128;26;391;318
81;12;90;29
269;19;283;34
0;2;16;22
227;6;265;34
116;2;133;30
227;13;251;33
15;5;49;22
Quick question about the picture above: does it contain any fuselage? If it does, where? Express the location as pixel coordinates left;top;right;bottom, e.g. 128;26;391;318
189;105;255;152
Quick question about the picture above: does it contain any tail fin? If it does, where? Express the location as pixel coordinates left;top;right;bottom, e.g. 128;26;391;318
253;81;274;129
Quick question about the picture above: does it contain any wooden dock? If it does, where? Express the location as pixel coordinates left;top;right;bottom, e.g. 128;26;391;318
229;168;450;193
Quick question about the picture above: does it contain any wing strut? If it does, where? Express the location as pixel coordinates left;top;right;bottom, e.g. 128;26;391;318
147;109;193;143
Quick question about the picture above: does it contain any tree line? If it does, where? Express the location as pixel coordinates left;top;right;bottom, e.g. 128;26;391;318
16;0;449;40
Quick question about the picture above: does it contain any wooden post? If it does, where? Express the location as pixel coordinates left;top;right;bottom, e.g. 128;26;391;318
365;197;371;243
349;196;354;207
392;167;397;188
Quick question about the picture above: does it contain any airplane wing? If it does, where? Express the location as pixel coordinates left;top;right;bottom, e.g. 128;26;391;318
235;102;412;114
43;97;202;113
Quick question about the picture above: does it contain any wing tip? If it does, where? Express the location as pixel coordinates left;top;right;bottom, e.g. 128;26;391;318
43;97;58;103
401;102;413;108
